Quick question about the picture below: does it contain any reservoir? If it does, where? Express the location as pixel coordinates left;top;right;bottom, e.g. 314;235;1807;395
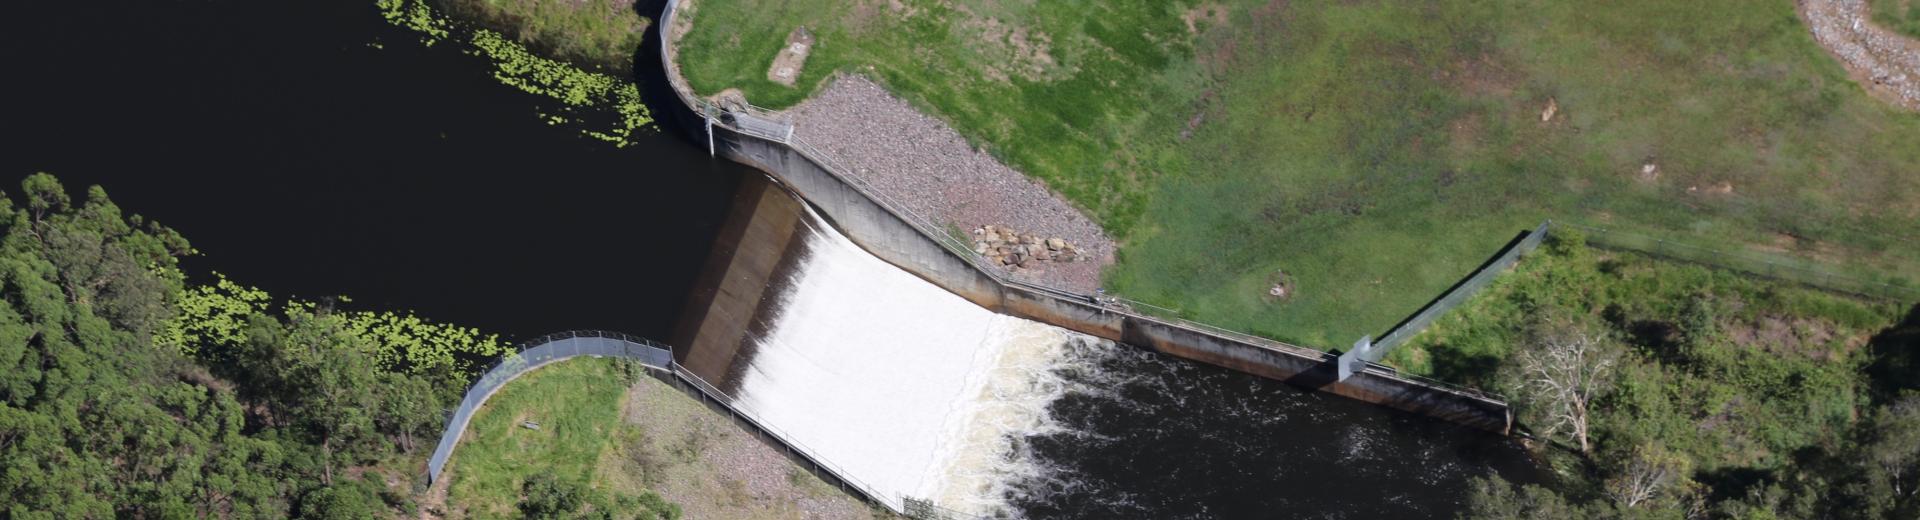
0;1;1535;517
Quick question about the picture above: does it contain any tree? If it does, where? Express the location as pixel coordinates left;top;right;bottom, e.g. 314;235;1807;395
1853;395;1920;516
298;480;380;520
1604;442;1693;510
1462;476;1588;520
1516;317;1618;454
520;474;590;519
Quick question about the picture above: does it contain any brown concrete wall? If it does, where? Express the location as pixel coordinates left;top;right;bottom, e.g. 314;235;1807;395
671;175;811;391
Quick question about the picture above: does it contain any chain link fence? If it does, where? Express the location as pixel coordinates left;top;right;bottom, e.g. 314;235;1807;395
1369;221;1552;360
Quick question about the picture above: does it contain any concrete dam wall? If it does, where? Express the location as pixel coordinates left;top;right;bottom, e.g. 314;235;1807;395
654;0;1510;435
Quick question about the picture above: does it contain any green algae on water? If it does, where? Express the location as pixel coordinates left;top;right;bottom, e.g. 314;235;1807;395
375;0;653;147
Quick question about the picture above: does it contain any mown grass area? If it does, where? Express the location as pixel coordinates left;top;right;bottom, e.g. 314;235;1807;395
675;0;1920;347
674;0;1202;235
1877;0;1920;39
445;358;643;519
1392;232;1920;516
441;0;650;72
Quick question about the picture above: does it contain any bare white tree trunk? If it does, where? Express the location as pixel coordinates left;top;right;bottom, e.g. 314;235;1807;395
1517;320;1617;454
1606;443;1689;510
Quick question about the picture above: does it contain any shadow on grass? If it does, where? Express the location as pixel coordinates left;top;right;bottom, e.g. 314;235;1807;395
1866;303;1920;403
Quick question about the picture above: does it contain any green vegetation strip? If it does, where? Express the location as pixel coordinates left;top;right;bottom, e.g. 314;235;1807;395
677;0;1920;347
378;0;653;147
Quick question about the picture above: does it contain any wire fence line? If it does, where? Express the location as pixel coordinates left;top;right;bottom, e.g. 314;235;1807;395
1369;221;1553;361
1560;222;1920;302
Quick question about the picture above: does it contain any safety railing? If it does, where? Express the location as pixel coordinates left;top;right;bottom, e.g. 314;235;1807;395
426;330;674;483
665;360;911;513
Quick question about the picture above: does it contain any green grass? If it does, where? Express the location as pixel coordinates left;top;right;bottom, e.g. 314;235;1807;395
1876;0;1920;39
1390;234;1906;474
446;358;631;519
442;0;650;72
677;0;1920;347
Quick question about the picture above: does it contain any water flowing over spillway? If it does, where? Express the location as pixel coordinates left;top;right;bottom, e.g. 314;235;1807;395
724;203;1091;514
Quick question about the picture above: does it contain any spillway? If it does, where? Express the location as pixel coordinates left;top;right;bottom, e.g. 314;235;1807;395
674;175;1536;518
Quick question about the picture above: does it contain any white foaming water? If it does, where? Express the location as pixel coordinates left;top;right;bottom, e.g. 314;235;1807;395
727;207;1095;515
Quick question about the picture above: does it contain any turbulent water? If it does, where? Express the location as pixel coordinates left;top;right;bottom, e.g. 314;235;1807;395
726;204;1535;518
722;205;1090;514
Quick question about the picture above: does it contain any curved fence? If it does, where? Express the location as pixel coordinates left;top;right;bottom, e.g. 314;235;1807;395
420;330;909;515
425;330;672;483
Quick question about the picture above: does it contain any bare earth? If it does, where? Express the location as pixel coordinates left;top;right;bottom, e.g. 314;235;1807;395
787;74;1115;293
1801;0;1920;110
617;378;879;520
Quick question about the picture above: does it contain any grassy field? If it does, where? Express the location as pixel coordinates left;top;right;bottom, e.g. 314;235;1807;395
1877;0;1920;39
445;358;639;518
675;0;1920;347
441;0;650;71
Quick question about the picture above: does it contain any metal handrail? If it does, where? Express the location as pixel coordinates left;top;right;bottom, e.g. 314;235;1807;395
665;361;901;511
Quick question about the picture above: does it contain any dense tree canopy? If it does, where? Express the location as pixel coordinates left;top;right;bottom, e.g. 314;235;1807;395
0;174;501;518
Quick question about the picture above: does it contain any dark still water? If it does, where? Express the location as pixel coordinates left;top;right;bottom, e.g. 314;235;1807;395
0;1;754;340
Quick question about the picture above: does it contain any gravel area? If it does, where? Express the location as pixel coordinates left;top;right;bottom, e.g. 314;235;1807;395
1802;0;1920;111
624;378;876;520
786;74;1115;294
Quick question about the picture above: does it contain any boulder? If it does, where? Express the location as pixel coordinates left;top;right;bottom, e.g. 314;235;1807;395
1046;238;1067;250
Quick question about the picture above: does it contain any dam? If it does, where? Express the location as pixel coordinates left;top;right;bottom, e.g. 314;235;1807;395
646;0;1534;516
668;175;1536;517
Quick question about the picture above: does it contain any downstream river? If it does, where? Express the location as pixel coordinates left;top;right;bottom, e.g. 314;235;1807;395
0;1;1535;517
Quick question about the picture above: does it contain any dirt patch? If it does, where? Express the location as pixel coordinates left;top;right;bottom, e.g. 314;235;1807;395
958;12;1061;83
620;379;874;520
767;27;815;87
1260;269;1297;303
1799;0;1920;111
1442;53;1521;98
1636;160;1661;185
1725;315;1869;361
1183;3;1230;34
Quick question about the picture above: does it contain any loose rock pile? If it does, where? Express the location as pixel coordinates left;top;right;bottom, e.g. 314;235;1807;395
972;225;1085;269
1802;0;1920;111
787;75;1114;292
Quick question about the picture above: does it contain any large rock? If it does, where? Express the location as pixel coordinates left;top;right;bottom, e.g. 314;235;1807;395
1046;237;1067;250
